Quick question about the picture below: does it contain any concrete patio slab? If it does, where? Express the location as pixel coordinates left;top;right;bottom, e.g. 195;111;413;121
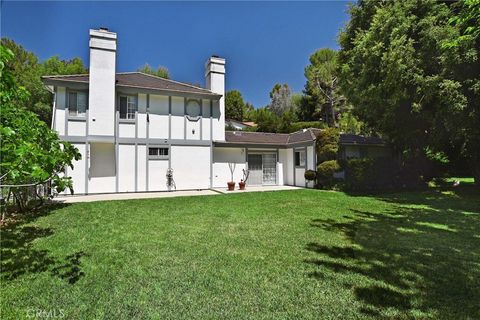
212;185;303;194
55;189;219;203
54;186;303;203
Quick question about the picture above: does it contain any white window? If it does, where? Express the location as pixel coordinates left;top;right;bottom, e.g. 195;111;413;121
149;147;169;158
119;95;137;119
68;91;87;116
295;150;306;167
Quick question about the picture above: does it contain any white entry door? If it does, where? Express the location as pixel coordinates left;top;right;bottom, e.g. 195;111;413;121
247;153;277;185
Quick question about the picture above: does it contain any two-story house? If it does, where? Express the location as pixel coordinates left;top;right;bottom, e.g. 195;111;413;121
43;28;387;195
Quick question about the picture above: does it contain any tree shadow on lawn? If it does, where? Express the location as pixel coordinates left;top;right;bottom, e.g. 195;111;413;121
305;187;480;318
1;203;87;284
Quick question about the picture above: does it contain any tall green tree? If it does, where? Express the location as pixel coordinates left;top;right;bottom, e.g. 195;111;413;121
338;0;480;185
1;38;87;124
243;102;256;121
1;45;81;214
225;90;245;121
268;83;294;116
137;63;170;79
303;48;345;126
254;108;280;133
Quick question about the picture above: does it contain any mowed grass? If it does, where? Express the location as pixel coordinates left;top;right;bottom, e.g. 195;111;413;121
1;187;479;319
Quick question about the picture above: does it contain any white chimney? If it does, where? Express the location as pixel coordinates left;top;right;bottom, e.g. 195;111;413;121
205;56;226;141
88;28;117;136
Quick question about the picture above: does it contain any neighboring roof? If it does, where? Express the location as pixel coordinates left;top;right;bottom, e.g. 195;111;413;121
41;72;221;98
222;128;386;147
242;121;257;127
226;119;257;127
339;134;386;146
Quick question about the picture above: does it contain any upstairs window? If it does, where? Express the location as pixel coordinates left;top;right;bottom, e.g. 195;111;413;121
68;91;87;116
119;95;137;119
295;150;306;167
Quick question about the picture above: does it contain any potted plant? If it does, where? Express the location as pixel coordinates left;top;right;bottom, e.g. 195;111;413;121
227;163;236;191
304;169;317;187
239;169;249;190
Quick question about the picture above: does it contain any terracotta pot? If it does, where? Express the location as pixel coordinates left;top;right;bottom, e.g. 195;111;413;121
227;181;235;191
239;182;246;190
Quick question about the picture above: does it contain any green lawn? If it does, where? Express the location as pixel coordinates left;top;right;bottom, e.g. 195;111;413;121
1;187;479;319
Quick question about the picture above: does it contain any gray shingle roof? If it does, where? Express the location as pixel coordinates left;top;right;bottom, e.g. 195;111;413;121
339;134;385;146
224;131;289;145
41;72;220;97
223;129;385;146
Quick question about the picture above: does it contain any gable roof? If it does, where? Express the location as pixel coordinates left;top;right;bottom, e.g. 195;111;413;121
222;128;386;147
41;72;221;98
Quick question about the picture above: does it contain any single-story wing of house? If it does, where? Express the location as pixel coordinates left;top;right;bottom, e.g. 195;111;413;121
42;28;388;194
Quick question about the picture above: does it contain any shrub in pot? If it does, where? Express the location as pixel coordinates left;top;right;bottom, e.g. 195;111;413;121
316;160;341;189
304;170;317;182
238;169;249;190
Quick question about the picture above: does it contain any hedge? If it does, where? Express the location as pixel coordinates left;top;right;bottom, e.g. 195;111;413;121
317;160;341;188
344;157;422;191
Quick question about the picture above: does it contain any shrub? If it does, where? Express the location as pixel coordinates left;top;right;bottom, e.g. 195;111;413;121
304;170;316;181
344;157;422;191
316;128;340;163
344;158;375;191
316;160;341;188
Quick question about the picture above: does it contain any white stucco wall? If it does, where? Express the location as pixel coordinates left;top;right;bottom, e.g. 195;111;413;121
68;121;87;136
88;46;116;136
68;143;86;195
149;94;169;139
202;99;211;141
137;145;147;192
171;96;184;139
306;145;315;188
186;119;200;140
205;57;225;141
54;87;66;135
148;159;169;191
119;123;135;138
212;147;246;188
278;149;290;186
211;100;223;141
295;168;306;187
88;143;116;193
283;148;294;185
171;146;211;190
118;144;136;192
137;94;147;139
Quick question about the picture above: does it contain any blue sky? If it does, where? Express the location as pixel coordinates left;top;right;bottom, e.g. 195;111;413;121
1;1;350;107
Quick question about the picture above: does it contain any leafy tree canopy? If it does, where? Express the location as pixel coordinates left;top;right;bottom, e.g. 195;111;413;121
1;38;87;124
302;48;346;126
268;83;294;117
338;0;480;185
137;63;170;79
225;90;245;121
1;45;81;212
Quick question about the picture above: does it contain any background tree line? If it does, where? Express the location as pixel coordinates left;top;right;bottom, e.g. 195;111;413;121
225;48;365;135
1;37;170;125
225;0;479;185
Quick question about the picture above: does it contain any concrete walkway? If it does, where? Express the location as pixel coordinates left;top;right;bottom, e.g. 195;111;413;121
55;185;302;203
212;185;302;194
